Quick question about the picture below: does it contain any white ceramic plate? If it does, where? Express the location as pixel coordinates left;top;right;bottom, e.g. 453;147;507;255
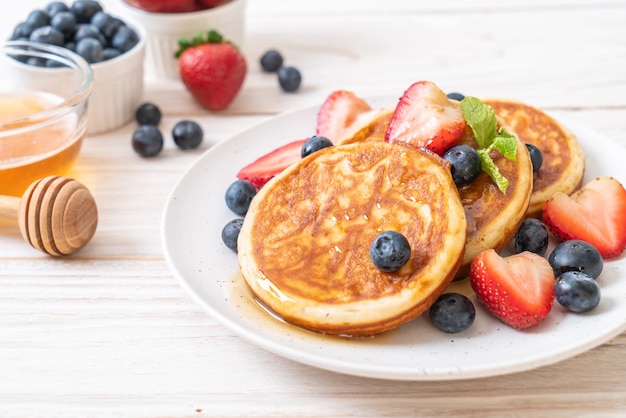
162;98;626;380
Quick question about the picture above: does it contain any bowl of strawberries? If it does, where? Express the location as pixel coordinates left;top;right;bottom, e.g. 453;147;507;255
118;0;245;79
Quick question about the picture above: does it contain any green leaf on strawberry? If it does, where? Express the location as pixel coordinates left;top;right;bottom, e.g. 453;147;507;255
460;97;518;193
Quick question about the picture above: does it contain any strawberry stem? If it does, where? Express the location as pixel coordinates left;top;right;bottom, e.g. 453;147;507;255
175;29;225;58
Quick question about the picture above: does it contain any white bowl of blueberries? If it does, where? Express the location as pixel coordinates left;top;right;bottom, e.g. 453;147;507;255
9;0;146;134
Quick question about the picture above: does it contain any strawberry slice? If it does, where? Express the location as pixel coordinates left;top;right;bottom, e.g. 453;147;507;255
469;249;555;330
543;176;626;258
236;138;307;189
316;90;372;142
385;81;466;155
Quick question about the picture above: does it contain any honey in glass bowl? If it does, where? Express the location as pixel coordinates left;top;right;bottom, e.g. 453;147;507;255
0;42;92;197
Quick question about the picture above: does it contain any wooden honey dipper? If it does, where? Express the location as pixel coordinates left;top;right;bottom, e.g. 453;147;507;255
0;176;98;256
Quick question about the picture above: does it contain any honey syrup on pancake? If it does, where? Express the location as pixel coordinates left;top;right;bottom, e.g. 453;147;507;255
246;143;457;304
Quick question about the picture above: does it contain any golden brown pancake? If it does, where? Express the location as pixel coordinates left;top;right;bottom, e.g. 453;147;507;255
238;141;466;336
482;99;585;217
455;123;533;279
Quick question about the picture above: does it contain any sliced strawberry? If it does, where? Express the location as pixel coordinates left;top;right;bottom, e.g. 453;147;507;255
316;90;372;142
469;249;554;330
385;81;466;155
236;138;308;189
543;176;626;258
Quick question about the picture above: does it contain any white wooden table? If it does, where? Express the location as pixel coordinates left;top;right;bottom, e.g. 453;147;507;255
1;0;625;416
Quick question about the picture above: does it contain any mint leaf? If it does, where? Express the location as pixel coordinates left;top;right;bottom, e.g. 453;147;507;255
460;97;497;149
492;128;518;161
478;149;509;193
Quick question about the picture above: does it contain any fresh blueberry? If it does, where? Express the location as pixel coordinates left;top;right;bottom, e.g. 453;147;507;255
277;66;302;92
429;292;475;333
260;49;283;72
74;23;106;46
370;231;411;273
446;92;465;101
91;11;123;40
29;26;65;46
221;218;244;253
64;41;76;52
442;144;482;187
526;143;543;172
548;240;603;279
101;47;122;61
111;26;139;53
71;0;103;24
225;180;257;216
515;218;549;255
301;135;333;158
554;271;601;313
172;120;204;150
45;1;71;16
131;125;164;157
135;103;162;126
75;37;103;63
26;56;48;67
50;11;77;40
26;10;51;29
11;22;36;40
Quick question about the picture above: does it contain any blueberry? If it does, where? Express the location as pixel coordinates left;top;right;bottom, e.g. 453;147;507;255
29;26;65;46
442;144;482;187
75;37;103;63
554;271;601;313
446;92;465;101
135;103;162;126
111;26;139;53
26;10;51;29
50;11;76;40
369;231;411;273
260;49;283;72
74;23;106;46
132;125;164;157
548;240;603;279
301;135;333;158
515;218;549;255
277;66;302;92
11;22;35;40
221;218;244;253
429;292;475;333
71;0;103;23
91;11;123;40
225;180;257;216
45;2;71;16
172;120;204;150
526;143;543;172
26;56;48;67
101;47;122;61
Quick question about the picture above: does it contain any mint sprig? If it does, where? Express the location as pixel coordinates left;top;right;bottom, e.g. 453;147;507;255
460;97;517;193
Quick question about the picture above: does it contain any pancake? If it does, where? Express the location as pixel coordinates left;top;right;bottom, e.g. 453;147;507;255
238;141;466;336
455;122;533;279
338;110;533;280
482;99;585;217
338;108;393;145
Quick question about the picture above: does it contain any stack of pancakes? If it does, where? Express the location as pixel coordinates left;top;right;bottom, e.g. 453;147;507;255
237;98;585;337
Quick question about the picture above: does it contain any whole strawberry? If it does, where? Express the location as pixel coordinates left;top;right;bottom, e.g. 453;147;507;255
176;30;247;111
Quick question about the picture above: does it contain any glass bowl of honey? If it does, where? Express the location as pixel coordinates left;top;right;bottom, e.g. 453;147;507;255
0;41;93;197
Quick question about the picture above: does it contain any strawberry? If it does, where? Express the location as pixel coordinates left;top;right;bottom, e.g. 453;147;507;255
195;0;226;8
316;90;372;142
385;80;466;155
543;176;626;258
128;0;196;13
237;138;308;189
469;249;555;330
177;30;247;111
